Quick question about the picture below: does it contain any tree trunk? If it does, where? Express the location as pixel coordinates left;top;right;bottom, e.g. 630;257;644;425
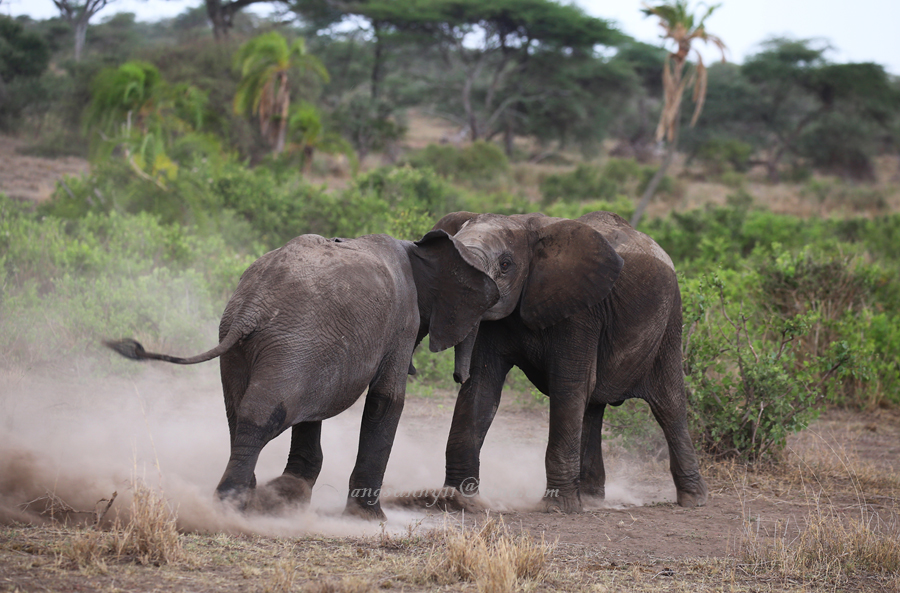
206;0;230;40
631;132;677;228
371;21;383;100
73;19;88;61
462;72;478;140
503;113;514;157
273;73;289;154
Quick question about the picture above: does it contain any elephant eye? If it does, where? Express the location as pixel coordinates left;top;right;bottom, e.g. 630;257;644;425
499;258;512;274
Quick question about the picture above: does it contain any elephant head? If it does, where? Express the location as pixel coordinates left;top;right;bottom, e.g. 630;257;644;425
430;212;624;382
409;229;501;354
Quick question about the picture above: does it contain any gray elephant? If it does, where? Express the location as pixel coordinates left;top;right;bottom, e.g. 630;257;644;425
105;232;500;520
434;211;708;513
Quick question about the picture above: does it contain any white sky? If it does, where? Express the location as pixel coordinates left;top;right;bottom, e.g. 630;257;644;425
3;0;899;75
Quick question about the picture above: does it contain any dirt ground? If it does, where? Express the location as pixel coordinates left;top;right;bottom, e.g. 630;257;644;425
0;135;89;202
1;125;899;590
1;365;898;592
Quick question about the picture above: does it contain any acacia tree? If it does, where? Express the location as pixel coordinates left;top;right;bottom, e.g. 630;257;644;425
679;39;900;181
52;0;116;61
0;15;51;108
413;0;622;143
741;39;897;181
233;33;330;154
630;0;725;227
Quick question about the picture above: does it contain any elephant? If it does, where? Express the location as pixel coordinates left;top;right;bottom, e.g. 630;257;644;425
433;211;708;513
105;231;501;520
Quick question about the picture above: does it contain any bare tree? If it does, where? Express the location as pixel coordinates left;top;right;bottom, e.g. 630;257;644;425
52;0;114;61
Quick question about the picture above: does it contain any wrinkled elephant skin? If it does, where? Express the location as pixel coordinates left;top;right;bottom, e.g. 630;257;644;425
105;232;499;520
434;211;708;513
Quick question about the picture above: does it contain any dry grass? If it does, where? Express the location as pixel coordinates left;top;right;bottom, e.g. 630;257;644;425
113;480;183;565
49;480;182;573
741;500;900;582
423;515;552;592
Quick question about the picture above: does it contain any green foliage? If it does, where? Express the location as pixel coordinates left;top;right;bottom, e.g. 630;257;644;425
83;60;212;183
540;159;674;206
0;195;255;367
404;142;509;184
602;399;667;456
543;197;634;222
687;38;900;180
331;94;406;162
695;138;753;174
0;16;52;131
285;101;356;171
682;273;854;462
540;164;618;204
0;15;50;82
232;32;330;154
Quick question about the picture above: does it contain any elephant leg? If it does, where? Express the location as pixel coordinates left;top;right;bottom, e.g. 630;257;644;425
542;328;598;514
646;395;708;507
215;389;291;509
344;368;406;521
580;402;606;500
444;354;512;503
542;388;589;513
265;421;323;506
646;324;708;507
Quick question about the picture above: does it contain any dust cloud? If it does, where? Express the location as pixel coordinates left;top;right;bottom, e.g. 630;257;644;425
0;359;670;537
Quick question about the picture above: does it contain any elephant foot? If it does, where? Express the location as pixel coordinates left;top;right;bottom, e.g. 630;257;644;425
540;491;582;514
343;499;387;522
215;481;255;512
427;487;488;513
267;474;313;504
245;475;313;514
676;476;709;508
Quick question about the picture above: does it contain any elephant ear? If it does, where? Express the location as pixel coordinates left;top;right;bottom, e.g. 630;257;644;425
432;211;480;236
520;220;624;331
413;230;500;352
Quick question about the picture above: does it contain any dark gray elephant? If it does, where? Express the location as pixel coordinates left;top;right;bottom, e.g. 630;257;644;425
105;232;500;520
434;211;708;513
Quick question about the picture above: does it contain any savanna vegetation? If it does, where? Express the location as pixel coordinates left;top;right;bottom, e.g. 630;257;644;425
1;0;900;590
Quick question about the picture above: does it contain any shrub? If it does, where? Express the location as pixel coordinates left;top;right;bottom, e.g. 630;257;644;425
539;163;617;204
543;196;634;222
683;273;855;462
695;138;753;174
404;141;509;183
540;158;675;206
0;196;254;367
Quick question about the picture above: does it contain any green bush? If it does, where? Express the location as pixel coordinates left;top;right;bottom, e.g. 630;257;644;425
543;196;634;222
0;195;255;367
540;158;675;206
695;138;753;174
683;273;856;462
801;178;891;212
403;141;509;183
539;164;617;204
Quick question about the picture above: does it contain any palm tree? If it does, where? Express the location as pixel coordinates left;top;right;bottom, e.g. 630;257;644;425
630;1;726;227
286;102;356;174
84;60;208;185
233;33;330;154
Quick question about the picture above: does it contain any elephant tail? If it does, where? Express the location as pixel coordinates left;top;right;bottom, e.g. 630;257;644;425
104;324;245;365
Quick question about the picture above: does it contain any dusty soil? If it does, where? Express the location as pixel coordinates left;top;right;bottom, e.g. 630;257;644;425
0;135;89;202
1;365;898;591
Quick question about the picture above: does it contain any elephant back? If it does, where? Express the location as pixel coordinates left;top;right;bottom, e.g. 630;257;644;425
577;211;674;272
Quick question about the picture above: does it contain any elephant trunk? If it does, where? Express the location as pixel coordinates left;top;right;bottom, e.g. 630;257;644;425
453;323;479;384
